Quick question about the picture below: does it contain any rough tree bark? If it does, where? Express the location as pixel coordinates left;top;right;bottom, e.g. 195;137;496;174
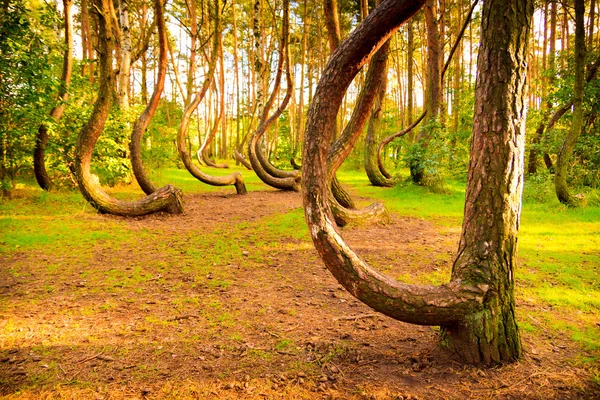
555;0;586;206
302;0;532;365
34;0;74;191
176;0;247;195
129;0;170;195
75;0;183;216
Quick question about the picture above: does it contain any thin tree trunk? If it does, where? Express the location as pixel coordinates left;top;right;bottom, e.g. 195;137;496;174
34;0;74;190
555;0;586;206
377;0;478;179
231;0;241;165
248;0;300;191
589;0;596;49
407;19;414;129
364;38;394;188
411;0;442;184
200;37;228;169
117;0;132;109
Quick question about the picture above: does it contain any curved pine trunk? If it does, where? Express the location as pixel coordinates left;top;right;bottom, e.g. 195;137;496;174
331;175;355;209
364;39;394;187
325;9;390;224
302;0;531;365
130;0;168;195
248;0;299;192
75;0;183;216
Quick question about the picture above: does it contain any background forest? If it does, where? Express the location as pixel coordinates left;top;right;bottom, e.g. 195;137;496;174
1;0;600;398
0;0;598;200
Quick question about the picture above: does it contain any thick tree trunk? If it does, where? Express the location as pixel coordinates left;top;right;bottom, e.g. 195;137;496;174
34;0;74;190
75;0;183;216
302;0;531;366
555;0;586;207
130;0;169;195
443;0;532;364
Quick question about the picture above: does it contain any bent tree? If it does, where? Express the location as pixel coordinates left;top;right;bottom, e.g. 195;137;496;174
75;0;183;216
302;0;532;365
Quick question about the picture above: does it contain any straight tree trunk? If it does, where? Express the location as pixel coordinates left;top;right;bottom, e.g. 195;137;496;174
80;0;95;81
588;0;596;50
407;19;414;128
117;0;132;109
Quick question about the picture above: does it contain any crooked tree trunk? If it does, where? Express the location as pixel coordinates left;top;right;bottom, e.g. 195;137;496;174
555;0;586;207
302;0;531;365
177;0;246;195
364;38;394;187
34;0;74;191
248;0;300;191
528;0;558;174
130;0;169;195
530;42;600;178
200;39;229;169
75;0;183;216
323;0;388;224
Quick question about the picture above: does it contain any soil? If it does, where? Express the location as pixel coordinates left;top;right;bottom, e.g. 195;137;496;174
0;189;597;399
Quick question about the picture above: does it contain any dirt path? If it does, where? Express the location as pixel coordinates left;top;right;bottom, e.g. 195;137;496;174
0;190;596;399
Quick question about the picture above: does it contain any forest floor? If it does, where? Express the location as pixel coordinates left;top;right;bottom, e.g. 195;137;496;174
1;184;599;399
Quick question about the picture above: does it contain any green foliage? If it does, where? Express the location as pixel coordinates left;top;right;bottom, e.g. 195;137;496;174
530;49;600;189
0;0;62;190
402;120;468;187
141;100;182;171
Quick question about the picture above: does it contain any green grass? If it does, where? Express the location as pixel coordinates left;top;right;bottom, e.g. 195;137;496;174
340;168;600;360
2;166;599;365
